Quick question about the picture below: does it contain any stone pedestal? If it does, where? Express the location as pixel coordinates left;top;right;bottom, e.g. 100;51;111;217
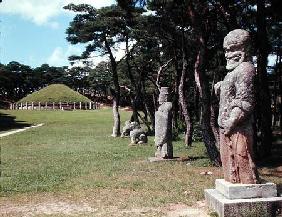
205;179;282;217
148;157;179;163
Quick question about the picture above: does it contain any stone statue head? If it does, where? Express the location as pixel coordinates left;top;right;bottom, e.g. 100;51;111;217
158;87;170;104
130;121;140;129
223;29;251;71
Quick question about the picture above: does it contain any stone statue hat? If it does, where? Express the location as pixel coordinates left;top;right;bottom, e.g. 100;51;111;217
160;87;170;95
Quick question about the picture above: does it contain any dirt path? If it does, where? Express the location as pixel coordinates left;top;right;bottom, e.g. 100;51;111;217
0;197;209;217
0;124;44;138
0;201;95;217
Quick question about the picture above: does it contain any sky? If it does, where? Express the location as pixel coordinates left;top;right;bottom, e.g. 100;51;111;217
0;0;276;69
0;0;116;68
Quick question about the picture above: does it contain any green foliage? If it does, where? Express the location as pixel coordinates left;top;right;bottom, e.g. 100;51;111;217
64;4;128;57
0;62;86;103
0;62;35;101
192;122;203;142
18;84;91;103
209;211;219;217
88;61;112;95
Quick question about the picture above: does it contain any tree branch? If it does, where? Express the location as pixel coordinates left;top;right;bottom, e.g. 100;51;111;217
156;58;174;91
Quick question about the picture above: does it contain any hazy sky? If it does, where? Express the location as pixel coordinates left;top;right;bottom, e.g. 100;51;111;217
0;0;115;68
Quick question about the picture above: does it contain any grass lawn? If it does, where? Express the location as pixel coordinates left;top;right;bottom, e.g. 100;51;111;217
0;109;281;216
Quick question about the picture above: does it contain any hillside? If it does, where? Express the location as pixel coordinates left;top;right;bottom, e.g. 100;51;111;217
18;84;91;103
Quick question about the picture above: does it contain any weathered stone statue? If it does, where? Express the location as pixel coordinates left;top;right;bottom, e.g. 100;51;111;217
205;29;281;217
121;120;148;145
121;121;139;137
214;29;259;184
155;87;173;158
130;129;148;145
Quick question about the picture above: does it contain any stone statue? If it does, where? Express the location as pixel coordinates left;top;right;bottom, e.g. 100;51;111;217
121;121;139;137
214;29;259;184
130;129;148;145
155;87;173;158
121;120;148;145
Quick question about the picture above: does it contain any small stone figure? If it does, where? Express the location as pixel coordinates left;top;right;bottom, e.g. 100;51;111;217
130;129;148;145
214;29;259;184
155;87;173;158
121;120;148;145
121;121;139;137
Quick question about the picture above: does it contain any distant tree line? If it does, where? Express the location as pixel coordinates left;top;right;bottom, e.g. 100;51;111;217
0;61;115;104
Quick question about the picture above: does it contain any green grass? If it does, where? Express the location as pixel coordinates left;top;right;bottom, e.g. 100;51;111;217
0;109;217;207
18;84;91;103
0;109;280;215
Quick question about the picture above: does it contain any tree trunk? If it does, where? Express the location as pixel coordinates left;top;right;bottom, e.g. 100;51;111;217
278;58;282;130
210;72;220;148
210;101;220;149
272;52;281;127
179;53;193;146
173;73;180;137
125;34;139;123
112;92;121;137
256;0;272;158
140;80;154;134
194;45;221;166
129;95;139;123
111;71;121;137
143;78;155;133
188;2;221;165
105;37;121;137
172;45;181;137
144;97;155;133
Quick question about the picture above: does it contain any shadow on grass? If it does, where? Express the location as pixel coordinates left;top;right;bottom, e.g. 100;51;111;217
0;112;31;132
258;156;282;169
257;132;282;189
257;130;282;169
187;156;208;161
277;184;282;196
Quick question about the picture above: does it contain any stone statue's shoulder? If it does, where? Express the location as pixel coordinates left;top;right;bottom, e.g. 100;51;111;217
236;62;255;76
158;102;172;111
164;102;173;110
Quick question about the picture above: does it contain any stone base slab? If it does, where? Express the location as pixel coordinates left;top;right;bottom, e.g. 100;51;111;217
148;157;179;163
215;179;277;199
205;189;282;217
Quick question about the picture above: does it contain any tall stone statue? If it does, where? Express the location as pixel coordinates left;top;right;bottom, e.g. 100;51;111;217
155;87;173;159
214;29;259;184
206;29;281;217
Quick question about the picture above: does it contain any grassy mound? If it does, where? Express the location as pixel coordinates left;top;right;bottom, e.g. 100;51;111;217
18;84;91;103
